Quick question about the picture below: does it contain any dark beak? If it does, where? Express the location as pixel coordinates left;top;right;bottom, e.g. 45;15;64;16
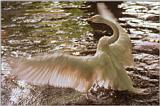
86;18;93;24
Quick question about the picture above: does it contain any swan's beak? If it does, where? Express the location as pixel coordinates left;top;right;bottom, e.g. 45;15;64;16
86;17;93;24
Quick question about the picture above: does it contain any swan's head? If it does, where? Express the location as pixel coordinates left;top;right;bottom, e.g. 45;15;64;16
87;15;105;24
97;36;110;50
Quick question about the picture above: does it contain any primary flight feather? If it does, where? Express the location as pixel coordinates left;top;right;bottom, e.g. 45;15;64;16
9;4;144;94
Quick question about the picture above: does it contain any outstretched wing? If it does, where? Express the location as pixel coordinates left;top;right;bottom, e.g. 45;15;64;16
97;3;133;66
9;53;96;92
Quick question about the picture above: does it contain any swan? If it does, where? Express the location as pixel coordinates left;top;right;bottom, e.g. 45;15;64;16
8;15;145;94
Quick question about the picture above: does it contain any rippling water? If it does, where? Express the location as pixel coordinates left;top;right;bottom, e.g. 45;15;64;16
119;2;160;43
2;2;93;57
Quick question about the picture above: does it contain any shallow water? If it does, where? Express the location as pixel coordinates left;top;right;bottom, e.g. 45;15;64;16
2;1;92;58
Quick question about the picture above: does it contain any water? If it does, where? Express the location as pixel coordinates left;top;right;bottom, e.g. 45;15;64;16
2;1;92;58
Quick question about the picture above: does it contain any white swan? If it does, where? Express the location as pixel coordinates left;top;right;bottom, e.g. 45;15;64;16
8;15;144;94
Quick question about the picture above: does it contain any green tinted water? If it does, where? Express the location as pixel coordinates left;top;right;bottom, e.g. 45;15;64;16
2;1;92;57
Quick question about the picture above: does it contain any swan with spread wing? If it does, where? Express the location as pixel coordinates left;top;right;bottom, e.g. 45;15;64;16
8;4;145;94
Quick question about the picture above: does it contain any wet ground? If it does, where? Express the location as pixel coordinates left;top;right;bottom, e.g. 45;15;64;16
1;1;160;105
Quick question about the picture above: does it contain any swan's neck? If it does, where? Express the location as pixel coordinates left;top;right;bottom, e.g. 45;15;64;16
103;19;119;44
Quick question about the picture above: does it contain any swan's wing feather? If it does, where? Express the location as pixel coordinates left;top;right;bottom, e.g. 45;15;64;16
10;54;95;92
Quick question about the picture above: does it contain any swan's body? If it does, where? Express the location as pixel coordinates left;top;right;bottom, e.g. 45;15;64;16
9;7;144;94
